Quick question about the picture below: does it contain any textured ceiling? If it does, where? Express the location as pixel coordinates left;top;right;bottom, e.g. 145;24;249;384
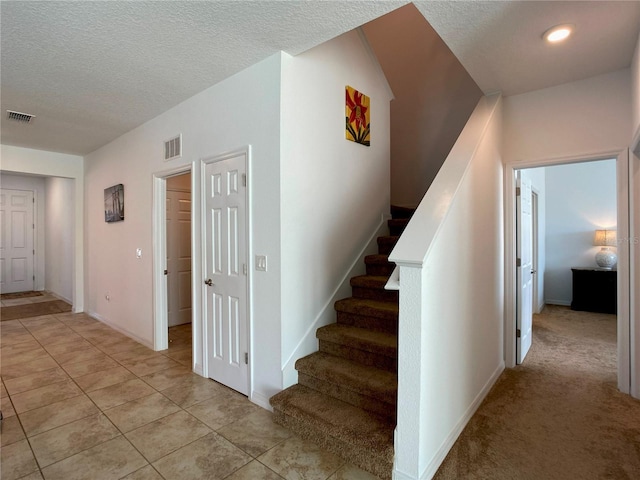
1;1;639;157
415;0;640;96
0;0;407;155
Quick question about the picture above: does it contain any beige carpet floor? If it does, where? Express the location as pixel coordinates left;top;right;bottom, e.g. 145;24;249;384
435;305;640;480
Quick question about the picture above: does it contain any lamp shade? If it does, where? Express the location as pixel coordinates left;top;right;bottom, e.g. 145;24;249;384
593;229;617;247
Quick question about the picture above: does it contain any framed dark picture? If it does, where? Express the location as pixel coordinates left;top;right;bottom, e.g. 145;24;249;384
104;184;125;223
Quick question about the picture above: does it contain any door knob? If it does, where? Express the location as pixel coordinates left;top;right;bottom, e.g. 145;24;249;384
204;278;214;286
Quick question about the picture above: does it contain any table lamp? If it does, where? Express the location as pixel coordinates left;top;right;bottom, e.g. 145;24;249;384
593;229;617;269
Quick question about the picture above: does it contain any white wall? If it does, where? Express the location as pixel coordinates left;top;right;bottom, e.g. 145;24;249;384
503;69;632;163
362;4;482;208
632;31;640;139
0;145;83;311
0;173;46;291
390;95;504;479
502;69;635;389
632;31;640;399
45;177;75;302
632;151;640;398
543;160;617;305
84;53;283;405
279;30;392;386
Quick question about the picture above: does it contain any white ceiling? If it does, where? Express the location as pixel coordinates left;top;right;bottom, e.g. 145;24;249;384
415;1;640;96
1;1;639;157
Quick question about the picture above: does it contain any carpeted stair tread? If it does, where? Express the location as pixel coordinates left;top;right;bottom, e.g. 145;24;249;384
317;323;397;358
268;205;417;478
270;384;394;458
335;297;398;320
350;275;391;289
350;275;398;302
390;205;415;219
364;254;392;265
387;218;410;236
377;236;399;255
295;352;397;406
364;255;395;276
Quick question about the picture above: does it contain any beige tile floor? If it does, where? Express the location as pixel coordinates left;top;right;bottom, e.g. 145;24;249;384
1;307;379;480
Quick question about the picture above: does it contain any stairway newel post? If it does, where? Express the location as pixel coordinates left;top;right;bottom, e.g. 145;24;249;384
394;264;428;479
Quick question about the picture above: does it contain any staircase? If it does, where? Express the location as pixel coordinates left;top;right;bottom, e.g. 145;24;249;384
270;206;414;480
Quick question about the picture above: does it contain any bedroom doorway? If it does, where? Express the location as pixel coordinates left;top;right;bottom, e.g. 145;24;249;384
506;149;632;395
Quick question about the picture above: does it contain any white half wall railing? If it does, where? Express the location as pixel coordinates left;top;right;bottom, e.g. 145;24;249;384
388;94;505;479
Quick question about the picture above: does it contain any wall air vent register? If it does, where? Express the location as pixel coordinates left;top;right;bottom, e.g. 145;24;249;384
6;110;35;123
164;134;182;161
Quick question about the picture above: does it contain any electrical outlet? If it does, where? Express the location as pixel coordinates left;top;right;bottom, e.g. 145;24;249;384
255;255;267;272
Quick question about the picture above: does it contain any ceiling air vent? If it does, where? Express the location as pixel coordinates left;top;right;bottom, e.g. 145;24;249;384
164;134;182;161
6;110;35;123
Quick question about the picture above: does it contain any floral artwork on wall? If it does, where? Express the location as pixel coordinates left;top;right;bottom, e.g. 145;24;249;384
345;85;370;146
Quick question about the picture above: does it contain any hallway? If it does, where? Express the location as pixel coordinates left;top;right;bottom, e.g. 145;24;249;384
0;310;378;480
435;305;640;479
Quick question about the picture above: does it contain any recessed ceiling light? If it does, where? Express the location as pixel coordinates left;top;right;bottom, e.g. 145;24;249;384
543;24;574;43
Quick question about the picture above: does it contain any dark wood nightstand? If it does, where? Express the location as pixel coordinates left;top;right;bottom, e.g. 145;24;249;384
571;267;617;314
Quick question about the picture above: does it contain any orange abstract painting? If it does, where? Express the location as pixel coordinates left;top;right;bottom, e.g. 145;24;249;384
345;86;370;146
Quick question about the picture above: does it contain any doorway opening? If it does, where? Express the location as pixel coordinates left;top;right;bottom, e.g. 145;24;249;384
152;166;194;364
506;149;631;394
165;172;193;366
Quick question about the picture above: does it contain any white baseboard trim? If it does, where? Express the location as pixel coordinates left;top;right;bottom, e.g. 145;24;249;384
405;361;505;480
535;301;546;314
88;311;154;349
193;362;204;376
280;213;391;387
250;390;273;411
545;299;571;307
45;289;73;305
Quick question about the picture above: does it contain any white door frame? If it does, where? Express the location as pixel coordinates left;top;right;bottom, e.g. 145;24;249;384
152;164;194;354
504;149;634;395
199;147;252;392
631;129;640;399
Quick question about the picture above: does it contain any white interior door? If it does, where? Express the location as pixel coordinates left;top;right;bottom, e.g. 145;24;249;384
516;173;534;363
0;189;35;294
167;189;192;327
204;153;248;395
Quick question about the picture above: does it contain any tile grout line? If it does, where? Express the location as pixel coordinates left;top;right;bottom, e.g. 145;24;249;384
4;314;347;480
7;313;169;477
25;314;201;479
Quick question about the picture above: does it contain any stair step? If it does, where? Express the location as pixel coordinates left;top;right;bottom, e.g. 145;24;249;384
295;352;397;420
364;254;395;276
377;236;399;255
270;384;394;480
350;275;398;302
317;323;397;372
387;218;409;236
335;297;398;334
390;205;415;219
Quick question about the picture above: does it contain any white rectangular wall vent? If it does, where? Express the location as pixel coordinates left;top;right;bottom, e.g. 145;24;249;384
164;134;182;161
6;110;35;123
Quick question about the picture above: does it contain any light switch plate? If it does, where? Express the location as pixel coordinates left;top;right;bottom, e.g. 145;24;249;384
136;248;142;258
255;255;267;271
